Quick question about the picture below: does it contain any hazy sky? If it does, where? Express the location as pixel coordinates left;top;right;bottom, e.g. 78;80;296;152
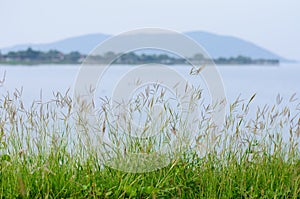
1;0;299;60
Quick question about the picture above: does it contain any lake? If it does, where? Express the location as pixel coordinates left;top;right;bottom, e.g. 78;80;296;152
0;63;299;110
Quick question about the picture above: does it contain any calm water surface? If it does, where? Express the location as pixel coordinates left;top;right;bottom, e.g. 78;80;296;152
0;63;299;109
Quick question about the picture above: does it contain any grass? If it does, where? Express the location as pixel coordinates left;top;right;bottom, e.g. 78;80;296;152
0;85;299;198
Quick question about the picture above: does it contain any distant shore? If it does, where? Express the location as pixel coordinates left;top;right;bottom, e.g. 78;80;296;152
0;48;279;65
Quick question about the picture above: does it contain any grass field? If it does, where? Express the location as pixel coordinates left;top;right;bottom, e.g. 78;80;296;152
0;88;299;198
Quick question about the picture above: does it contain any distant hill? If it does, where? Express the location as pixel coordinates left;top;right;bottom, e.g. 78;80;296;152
0;31;288;61
0;33;110;54
185;31;286;61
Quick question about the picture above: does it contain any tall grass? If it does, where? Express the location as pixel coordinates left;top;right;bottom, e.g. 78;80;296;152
0;86;299;198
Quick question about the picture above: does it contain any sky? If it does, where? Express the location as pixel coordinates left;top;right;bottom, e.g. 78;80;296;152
0;0;299;60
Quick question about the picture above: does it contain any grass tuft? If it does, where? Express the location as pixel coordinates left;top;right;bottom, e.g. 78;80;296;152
0;87;299;198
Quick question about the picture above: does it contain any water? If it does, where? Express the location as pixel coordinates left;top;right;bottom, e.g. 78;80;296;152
0;63;299;108
1;63;299;153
